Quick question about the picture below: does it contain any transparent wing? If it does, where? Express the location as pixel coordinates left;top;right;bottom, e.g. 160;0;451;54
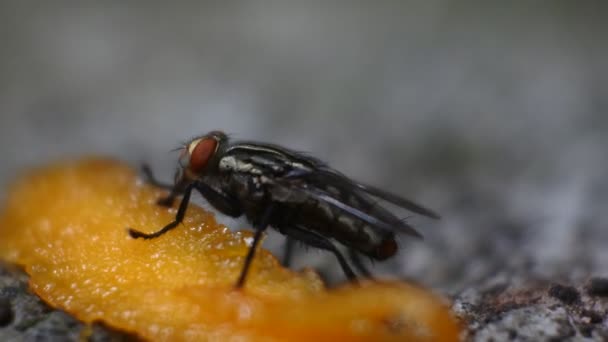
291;185;423;238
308;167;440;219
353;182;440;219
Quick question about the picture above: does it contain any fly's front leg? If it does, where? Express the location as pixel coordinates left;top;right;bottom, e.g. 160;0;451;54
128;182;196;239
156;184;182;208
141;164;185;207
235;204;275;289
141;164;173;190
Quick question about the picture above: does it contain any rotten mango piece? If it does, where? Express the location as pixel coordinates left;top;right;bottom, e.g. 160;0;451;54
0;158;460;341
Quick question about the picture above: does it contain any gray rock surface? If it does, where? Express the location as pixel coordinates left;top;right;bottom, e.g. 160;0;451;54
0;2;607;341
0;264;136;341
453;275;608;341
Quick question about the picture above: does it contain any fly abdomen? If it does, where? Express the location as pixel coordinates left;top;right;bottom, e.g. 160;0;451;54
280;198;396;260
372;236;398;260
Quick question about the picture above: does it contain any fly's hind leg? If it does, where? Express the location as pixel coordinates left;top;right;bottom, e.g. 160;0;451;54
280;226;357;282
282;237;296;267
348;249;374;278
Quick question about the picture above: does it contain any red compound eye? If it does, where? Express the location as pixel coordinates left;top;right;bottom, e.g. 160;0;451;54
188;138;217;173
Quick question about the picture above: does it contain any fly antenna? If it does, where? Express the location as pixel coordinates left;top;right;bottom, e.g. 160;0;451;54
170;145;184;153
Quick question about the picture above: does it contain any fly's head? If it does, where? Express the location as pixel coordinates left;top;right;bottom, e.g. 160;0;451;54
175;131;228;184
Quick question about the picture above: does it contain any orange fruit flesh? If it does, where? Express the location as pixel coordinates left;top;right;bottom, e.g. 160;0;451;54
0;158;460;341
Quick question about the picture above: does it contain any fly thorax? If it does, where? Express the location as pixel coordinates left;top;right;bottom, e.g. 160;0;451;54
218;156;238;172
248;177;266;200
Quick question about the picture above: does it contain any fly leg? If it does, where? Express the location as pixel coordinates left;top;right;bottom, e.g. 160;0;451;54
280;226;357;282
127;182;196;239
141;164;173;190
282;237;296;267
348;249;374;278
235;204;275;289
141;164;186;207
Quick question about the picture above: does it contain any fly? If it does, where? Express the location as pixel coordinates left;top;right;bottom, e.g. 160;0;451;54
128;131;439;288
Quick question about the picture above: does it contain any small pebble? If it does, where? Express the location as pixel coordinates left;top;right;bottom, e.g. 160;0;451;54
581;310;603;324
587;277;608;297
548;284;580;304
0;298;13;326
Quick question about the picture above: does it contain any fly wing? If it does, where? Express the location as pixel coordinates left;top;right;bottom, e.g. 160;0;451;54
305;168;440;219
352;182;440;219
223;142;431;238
290;185;423;238
285;167;425;237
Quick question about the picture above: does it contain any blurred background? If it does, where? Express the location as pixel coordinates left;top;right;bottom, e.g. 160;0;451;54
1;2;607;292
